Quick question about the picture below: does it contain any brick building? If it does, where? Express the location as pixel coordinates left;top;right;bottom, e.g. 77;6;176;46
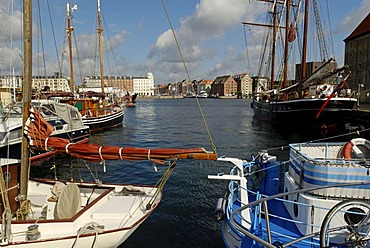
211;75;237;97
344;13;370;103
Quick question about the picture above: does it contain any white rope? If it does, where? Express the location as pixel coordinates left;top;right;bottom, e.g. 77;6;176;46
148;149;151;160
98;147;103;161
65;143;71;154
119;148;123;160
71;222;104;248
45;137;49;151
1;209;12;242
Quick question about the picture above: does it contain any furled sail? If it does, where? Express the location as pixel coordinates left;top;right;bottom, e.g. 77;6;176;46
24;107;218;164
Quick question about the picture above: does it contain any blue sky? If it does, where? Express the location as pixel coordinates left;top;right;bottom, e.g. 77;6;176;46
0;0;369;85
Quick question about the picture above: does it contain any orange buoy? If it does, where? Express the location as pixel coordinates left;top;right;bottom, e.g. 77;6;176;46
342;138;370;159
343;142;353;159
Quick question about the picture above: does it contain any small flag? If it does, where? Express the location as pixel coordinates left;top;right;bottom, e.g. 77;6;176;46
287;23;296;43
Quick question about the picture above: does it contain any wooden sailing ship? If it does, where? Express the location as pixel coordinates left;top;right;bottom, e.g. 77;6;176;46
56;1;124;132
249;0;357;133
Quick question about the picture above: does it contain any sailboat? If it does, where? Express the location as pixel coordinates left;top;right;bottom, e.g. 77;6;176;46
123;92;138;107
248;0;357;133
0;99;89;161
51;1;124;133
0;1;217;246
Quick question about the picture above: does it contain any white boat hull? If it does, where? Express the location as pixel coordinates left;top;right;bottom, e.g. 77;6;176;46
0;178;162;247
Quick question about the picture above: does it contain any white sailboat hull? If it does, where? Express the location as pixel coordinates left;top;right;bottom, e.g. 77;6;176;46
1;179;162;247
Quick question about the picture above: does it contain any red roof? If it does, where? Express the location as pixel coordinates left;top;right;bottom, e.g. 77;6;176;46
344;13;370;42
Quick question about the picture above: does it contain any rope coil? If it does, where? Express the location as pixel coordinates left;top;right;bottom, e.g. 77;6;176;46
72;222;105;248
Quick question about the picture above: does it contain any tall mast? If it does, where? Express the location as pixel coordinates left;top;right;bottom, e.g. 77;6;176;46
270;3;277;88
242;1;296;87
20;0;32;200
66;2;75;93
283;0;291;88
97;0;105;94
301;0;309;81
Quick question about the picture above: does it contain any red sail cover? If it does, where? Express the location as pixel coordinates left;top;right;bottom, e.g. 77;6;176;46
24;107;218;164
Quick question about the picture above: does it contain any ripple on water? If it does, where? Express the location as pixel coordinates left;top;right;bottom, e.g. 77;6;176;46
34;99;309;248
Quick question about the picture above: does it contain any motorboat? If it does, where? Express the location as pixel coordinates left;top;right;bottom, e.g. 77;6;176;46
210;138;370;247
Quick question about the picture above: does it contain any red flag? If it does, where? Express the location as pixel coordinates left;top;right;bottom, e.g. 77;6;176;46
287;23;296;42
315;74;350;118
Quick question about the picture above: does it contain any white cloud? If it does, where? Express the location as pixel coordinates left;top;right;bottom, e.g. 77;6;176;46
337;0;370;35
149;0;251;82
0;3;23;74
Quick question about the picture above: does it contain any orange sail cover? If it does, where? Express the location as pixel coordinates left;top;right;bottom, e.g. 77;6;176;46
25;107;218;164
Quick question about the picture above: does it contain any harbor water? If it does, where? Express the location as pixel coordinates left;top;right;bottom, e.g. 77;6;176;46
32;98;329;247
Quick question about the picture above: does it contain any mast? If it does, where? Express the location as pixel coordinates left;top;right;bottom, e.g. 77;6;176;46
97;0;105;94
271;3;277;88
66;2;75;93
283;0;290;88
242;1;299;88
301;0;309;81
20;0;32;200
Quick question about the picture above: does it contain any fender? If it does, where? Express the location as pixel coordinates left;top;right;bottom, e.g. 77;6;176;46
343;138;370;159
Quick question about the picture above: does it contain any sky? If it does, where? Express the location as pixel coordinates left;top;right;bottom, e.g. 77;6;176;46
0;0;369;85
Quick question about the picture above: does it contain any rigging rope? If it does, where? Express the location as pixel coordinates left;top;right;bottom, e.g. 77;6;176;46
45;0;62;74
146;159;177;210
72;21;85;87
161;0;217;154
0;161;12;241
243;26;251;73
15;199;33;221
35;0;47;77
116;160;178;228
1;209;11;242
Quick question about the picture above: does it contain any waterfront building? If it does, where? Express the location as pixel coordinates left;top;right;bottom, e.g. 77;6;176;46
82;75;129;96
182;80;194;95
0;73;71;92
0;73;71;104
344;13;370;103
154;84;170;96
168;81;184;96
211;75;237;97
233;73;253;98
83;71;154;97
108;76;134;96
81;76;114;93
33;73;71;92
133;72;155;96
197;80;213;95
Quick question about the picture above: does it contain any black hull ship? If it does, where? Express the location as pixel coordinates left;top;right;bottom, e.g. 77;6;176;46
246;0;357;134
252;95;357;132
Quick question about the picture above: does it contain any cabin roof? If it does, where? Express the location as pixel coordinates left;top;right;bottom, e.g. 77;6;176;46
344;13;370;42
